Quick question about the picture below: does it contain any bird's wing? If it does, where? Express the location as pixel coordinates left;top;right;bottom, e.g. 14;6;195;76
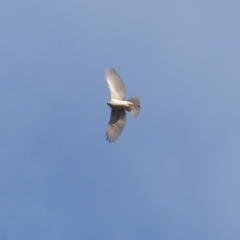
105;68;126;100
106;109;126;143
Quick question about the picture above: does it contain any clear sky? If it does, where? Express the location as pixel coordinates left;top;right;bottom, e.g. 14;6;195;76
1;1;240;239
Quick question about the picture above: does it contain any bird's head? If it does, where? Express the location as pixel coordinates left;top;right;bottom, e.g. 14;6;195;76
107;102;112;108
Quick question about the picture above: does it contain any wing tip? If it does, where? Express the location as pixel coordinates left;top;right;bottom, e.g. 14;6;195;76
106;132;116;143
105;68;116;77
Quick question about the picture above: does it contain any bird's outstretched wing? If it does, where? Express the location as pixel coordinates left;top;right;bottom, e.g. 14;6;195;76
105;68;126;100
106;109;126;143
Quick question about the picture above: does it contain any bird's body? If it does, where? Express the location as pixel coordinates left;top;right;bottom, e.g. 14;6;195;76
107;99;133;111
105;68;141;143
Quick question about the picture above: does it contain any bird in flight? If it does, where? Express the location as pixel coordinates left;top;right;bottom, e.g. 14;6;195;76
105;68;141;143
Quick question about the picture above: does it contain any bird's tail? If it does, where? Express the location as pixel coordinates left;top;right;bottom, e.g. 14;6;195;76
127;96;141;116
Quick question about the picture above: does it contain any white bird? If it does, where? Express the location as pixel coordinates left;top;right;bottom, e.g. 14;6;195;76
105;68;141;143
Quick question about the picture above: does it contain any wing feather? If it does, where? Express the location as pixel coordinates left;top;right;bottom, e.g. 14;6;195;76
106;109;126;143
105;68;126;100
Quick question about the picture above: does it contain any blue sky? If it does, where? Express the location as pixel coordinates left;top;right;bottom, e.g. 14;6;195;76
1;1;240;239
